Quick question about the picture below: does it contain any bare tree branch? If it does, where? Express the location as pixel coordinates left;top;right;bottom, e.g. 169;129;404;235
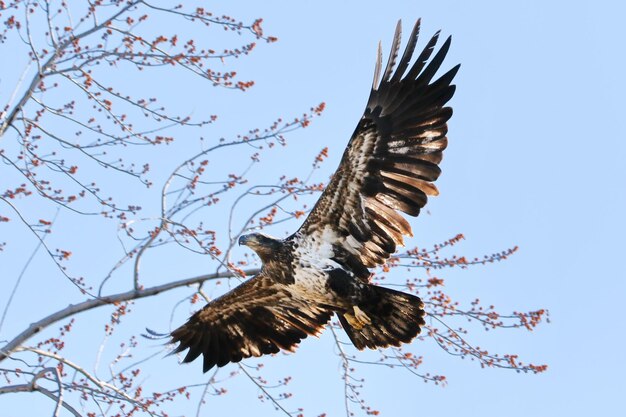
0;268;260;362
0;367;82;417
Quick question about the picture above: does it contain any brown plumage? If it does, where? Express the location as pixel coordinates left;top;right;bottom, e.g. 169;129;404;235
299;20;459;273
171;19;459;372
170;271;333;372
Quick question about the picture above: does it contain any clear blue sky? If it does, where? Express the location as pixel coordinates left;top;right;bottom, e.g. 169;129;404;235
1;1;625;416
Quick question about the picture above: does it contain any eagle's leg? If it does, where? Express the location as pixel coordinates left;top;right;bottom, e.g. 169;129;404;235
343;306;372;330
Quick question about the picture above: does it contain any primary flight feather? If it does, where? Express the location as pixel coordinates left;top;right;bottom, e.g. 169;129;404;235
171;19;460;372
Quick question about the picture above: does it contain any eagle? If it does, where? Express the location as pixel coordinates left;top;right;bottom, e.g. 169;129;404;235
170;19;459;373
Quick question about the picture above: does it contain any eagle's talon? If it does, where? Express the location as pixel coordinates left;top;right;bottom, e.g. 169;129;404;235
345;306;372;330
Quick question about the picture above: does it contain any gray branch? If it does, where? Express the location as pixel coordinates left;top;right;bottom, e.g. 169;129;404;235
0;367;82;417
0;268;260;362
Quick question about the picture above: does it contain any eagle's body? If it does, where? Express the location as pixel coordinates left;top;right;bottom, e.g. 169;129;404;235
171;20;460;373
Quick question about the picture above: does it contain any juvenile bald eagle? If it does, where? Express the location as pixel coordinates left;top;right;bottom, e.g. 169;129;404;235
171;19;459;372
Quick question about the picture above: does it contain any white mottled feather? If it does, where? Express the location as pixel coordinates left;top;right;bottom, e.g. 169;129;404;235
289;227;346;300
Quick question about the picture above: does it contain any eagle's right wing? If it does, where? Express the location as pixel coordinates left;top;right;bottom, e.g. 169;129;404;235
170;272;332;372
294;20;459;280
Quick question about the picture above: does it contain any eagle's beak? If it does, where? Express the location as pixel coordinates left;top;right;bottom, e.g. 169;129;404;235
238;235;249;246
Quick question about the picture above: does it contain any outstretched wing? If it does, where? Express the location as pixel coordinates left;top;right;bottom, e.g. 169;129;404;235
170;272;332;372
295;20;459;279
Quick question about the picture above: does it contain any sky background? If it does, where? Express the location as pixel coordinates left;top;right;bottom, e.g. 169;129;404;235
1;1;625;416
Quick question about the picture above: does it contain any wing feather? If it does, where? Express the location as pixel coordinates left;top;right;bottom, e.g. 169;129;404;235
391;18;420;83
381;21;402;83
371;42;383;90
170;272;332;372
293;20;459;279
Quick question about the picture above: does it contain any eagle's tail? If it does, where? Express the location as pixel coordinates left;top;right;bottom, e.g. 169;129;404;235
338;285;426;350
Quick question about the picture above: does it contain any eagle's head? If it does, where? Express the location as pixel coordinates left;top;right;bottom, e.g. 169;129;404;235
238;233;282;263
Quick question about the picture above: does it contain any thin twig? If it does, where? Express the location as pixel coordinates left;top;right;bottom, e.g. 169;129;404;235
0;208;59;333
238;364;293;417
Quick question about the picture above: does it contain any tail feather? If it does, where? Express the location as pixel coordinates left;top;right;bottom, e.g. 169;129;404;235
339;285;425;350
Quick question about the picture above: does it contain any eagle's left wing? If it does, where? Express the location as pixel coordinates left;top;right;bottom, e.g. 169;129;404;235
294;20;459;279
170;272;332;372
